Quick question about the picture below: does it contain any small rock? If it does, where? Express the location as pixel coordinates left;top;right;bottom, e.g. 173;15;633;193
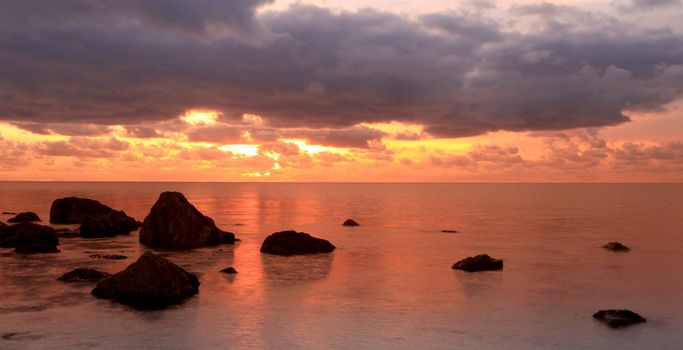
220;267;238;274
59;268;111;282
593;309;646;328
7;212;41;223
603;242;630;252
91;252;199;309
89;254;127;260
139;191;235;249
452;254;503;272
260;230;336;256
0;223;59;254
2;211;18;215
441;229;458;233
342;219;360;226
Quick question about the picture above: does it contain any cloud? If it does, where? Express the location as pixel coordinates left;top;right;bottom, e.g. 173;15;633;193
615;0;682;12
12;122;112;136
0;2;682;138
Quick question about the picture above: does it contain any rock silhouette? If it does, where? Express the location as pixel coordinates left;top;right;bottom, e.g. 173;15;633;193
80;210;138;238
59;268;111;282
603;242;630;252
260;230;336;255
220;267;238;274
91;252;199;309
0;223;59;253
89;254;128;260
7;212;41;223
441;229;458;233
593;309;646;328
139;191;235;249
452;254;503;272
343;219;360;226
50;197;137;237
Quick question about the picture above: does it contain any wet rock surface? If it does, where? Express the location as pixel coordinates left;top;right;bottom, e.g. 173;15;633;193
139;191;235;249
59;268;111;282
91;252;199;309
593;309;646;328
260;230;336;256
603;242;630;252
79;210;138;238
342;219;360;226
0;223;59;254
7;212;41;223
452;254;503;272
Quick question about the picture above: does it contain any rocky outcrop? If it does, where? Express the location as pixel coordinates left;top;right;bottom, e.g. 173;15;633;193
343;219;360;226
452;254;503;272
0;223;59;253
7;212;41;223
260;230;336;256
220;267;238;274
603;242;630;252
139;192;235;249
593;309;646;328
59;268;111;282
50;197;137;237
80;210;138;238
91;252;199;309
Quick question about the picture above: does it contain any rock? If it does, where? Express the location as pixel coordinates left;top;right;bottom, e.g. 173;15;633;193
2;211;17;215
91;252;199;309
260;230;336;256
89;254;127;260
55;228;80;237
441;229;458;233
220;267;238;274
50;197;118;224
80;210;138;238
603;242;630;252
59;268;111;282
0;223;59;253
342;219;360;226
593;309;646;328
452;254;503;272
7;212;41;223
139;192;235;249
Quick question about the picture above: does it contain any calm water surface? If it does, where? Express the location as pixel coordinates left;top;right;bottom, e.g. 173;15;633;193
0;183;682;349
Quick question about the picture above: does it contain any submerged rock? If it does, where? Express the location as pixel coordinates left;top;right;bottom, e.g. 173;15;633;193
603;242;630;252
139;191;235;249
260;230;336;256
79;210;138;238
220;267;238;274
441;229;458;233
593;309;646;328
342;219;360;226
91;252;199;309
452;254;503;272
0;223;59;253
55;228;80;237
59;268;111;282
89;253;127;260
7;212;41;223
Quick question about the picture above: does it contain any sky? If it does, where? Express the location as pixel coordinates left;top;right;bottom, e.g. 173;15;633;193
0;0;682;182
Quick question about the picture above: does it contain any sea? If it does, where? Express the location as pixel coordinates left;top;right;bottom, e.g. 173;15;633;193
0;182;682;349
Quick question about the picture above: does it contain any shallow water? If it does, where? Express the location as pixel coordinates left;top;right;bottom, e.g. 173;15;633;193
1;183;682;349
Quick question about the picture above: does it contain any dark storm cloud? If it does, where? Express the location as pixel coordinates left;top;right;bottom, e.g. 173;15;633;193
0;2;682;138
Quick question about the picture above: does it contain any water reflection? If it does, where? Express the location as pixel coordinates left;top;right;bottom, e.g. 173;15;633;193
261;253;334;286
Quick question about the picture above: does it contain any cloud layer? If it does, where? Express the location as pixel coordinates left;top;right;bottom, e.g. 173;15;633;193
0;1;682;138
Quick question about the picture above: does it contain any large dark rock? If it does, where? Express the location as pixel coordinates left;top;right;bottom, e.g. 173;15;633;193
50;197;117;224
49;197;137;237
80;210;138;238
91;252;199;309
452;254;503;272
593;309;646;328
342;219;360;226
603;242;630;252
8;212;41;223
139;192;235;249
59;268;111;282
260;230;336;256
0;223;59;253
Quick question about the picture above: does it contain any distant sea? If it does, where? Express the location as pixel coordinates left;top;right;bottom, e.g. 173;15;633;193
1;182;682;349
